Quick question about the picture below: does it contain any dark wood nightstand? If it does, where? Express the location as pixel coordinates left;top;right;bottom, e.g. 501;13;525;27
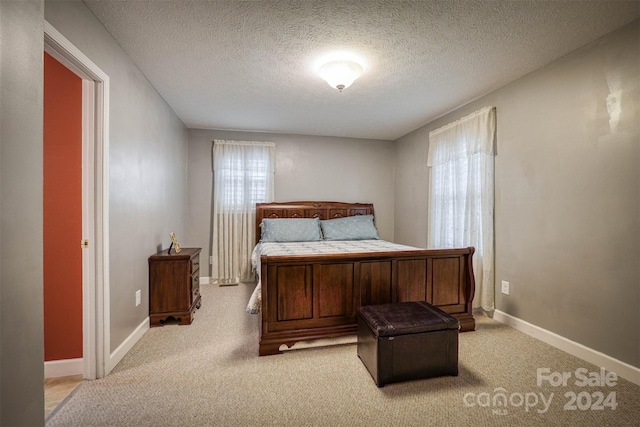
148;247;201;327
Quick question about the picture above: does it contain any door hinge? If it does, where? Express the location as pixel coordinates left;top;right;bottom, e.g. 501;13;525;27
81;239;89;249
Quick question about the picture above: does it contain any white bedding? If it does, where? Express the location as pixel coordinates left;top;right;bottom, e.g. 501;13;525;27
246;239;421;314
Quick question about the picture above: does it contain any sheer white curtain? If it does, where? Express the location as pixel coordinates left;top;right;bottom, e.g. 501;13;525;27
212;140;275;284
427;106;496;311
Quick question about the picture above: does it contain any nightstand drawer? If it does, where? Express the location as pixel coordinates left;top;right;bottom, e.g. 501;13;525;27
191;274;200;303
191;254;200;276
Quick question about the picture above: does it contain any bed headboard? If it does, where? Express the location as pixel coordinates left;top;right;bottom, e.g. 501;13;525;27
255;201;375;244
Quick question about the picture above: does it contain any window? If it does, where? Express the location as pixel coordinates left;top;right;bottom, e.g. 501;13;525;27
219;156;270;209
212;140;275;282
427;107;495;311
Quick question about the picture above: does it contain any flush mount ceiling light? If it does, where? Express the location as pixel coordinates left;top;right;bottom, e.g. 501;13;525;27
317;59;364;92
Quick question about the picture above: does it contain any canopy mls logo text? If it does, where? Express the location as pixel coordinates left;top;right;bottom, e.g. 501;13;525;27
463;367;618;416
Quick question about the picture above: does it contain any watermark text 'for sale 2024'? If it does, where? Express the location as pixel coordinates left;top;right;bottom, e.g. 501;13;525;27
463;367;618;416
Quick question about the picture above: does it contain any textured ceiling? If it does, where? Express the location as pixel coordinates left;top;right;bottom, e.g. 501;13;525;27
83;0;640;140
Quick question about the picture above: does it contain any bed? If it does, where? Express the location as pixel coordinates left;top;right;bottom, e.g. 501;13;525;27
249;201;476;356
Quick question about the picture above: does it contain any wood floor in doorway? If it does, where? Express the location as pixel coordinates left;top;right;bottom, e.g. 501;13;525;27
44;374;83;419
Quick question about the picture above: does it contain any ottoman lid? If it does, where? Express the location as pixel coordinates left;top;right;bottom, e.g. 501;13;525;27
358;302;459;337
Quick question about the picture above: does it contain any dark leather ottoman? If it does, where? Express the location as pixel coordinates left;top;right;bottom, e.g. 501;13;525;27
357;301;459;387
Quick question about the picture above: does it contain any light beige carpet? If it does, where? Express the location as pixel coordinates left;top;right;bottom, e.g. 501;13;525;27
47;283;640;427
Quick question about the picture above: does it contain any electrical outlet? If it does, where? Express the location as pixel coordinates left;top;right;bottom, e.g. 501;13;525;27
501;280;510;295
135;290;141;306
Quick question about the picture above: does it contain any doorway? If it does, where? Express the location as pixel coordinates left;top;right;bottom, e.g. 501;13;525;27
43;50;84;375
43;21;110;386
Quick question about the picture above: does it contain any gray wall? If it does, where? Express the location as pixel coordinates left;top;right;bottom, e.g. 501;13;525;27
187;129;395;276
0;1;45;424
394;21;639;367
45;1;189;353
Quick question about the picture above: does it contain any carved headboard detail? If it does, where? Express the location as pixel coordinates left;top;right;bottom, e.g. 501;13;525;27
255;201;375;244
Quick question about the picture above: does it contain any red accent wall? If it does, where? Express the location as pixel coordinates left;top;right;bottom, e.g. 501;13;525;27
44;52;83;361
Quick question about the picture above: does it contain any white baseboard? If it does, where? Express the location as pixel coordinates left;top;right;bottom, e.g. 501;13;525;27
493;310;640;386
44;358;83;378
106;317;149;374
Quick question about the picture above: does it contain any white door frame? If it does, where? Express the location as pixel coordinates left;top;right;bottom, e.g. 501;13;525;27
44;21;110;379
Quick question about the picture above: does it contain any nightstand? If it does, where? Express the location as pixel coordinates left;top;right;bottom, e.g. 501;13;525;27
148;247;201;327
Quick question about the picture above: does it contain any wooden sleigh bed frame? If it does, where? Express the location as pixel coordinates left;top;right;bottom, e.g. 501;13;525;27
255;201;476;356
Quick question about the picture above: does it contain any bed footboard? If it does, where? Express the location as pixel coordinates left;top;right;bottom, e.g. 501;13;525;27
259;247;475;356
